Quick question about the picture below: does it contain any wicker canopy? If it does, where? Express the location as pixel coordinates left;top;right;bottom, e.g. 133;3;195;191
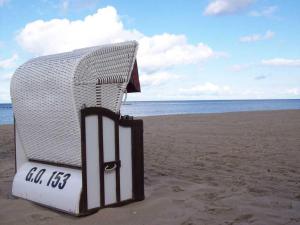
11;41;139;166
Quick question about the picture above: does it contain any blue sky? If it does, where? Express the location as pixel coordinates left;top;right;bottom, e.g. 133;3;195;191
0;0;300;102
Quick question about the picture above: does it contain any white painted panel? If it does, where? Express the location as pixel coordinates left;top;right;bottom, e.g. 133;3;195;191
12;162;82;215
104;171;117;205
119;126;133;201
102;116;116;205
85;115;100;209
15;126;28;171
102;117;115;162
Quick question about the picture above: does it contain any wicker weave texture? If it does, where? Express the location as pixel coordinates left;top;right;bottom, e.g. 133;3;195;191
11;41;138;166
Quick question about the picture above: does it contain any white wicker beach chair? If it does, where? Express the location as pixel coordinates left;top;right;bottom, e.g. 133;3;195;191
10;41;144;215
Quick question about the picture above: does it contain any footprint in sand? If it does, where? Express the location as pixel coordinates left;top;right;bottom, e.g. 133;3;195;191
247;186;267;196
181;218;194;225
172;186;184;192
228;214;254;225
30;214;53;222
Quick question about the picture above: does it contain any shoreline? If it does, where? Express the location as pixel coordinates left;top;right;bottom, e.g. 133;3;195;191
135;108;300;118
1;109;300;126
1;110;300;224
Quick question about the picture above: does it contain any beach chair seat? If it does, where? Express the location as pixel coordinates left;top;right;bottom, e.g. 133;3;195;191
10;41;144;215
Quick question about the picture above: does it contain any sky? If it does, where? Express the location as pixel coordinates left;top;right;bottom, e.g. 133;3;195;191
0;0;300;102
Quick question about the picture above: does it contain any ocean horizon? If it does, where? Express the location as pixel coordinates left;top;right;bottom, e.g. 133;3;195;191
1;99;300;125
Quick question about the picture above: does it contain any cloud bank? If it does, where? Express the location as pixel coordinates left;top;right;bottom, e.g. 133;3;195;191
204;0;254;16
180;82;231;96
140;72;179;87
286;88;299;95
249;5;278;18
17;6;215;75
240;30;274;42
0;54;18;69
262;58;300;67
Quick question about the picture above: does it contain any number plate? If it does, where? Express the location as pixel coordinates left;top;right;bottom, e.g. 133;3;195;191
12;162;82;214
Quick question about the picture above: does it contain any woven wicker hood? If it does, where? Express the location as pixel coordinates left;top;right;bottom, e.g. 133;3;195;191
10;41;139;166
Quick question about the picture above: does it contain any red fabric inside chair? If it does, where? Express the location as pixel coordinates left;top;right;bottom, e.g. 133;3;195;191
126;60;141;93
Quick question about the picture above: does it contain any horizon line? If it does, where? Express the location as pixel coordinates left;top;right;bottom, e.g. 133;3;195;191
1;98;300;104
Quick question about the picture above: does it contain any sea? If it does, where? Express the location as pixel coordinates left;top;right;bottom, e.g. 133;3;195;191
1;99;300;125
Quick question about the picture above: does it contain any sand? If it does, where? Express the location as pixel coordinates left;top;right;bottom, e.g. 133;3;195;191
0;110;300;225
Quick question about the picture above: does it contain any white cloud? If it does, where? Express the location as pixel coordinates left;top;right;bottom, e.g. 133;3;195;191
240;89;264;98
0;89;10;102
261;58;300;67
240;30;274;42
140;72;179;87
0;54;18;69
230;63;251;72
0;72;12;81
0;76;11;102
17;7;142;55
180;82;231;96
286;88;300;96
254;75;266;80
0;71;13;102
139;34;214;72
203;0;254;16
249;5;278;18
0;0;9;7
17;6;216;73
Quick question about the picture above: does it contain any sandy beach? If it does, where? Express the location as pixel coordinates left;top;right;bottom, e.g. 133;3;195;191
0;110;300;225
